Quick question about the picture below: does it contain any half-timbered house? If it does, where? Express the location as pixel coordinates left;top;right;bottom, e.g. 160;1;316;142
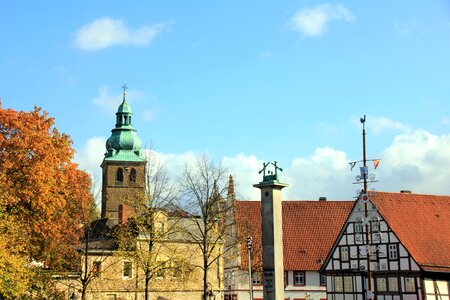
321;191;450;300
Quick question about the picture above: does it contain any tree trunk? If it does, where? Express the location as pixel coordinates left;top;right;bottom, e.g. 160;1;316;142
203;240;208;300
145;270;150;300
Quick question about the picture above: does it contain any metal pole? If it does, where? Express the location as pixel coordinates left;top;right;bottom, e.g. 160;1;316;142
361;116;372;300
247;236;253;300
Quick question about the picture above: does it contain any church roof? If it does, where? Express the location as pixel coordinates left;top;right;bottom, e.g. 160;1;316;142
104;87;144;162
235;200;353;271
370;191;450;272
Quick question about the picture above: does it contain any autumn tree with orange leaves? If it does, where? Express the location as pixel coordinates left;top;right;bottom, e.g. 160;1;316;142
0;103;94;299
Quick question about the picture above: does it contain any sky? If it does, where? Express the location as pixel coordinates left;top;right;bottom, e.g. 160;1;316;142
2;1;450;202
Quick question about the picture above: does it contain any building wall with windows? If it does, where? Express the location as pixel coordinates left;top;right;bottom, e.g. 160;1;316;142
57;214;224;300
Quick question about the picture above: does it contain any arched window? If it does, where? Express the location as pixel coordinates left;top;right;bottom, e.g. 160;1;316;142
116;168;124;182
130;168;137;183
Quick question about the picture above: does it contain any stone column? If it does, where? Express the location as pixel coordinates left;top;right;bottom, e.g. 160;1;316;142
254;164;288;300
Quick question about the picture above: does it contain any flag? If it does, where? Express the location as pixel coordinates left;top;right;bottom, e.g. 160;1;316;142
349;162;356;171
360;166;368;179
373;159;380;169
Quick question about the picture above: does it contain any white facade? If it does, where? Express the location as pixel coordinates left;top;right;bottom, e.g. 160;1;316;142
225;269;327;300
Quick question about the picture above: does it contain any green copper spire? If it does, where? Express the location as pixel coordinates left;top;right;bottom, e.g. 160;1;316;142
104;84;145;162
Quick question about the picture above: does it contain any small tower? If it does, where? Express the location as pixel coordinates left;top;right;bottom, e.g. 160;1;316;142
253;162;288;300
101;85;146;225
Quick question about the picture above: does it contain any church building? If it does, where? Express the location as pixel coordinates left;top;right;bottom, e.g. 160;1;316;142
57;88;223;300
100;86;147;225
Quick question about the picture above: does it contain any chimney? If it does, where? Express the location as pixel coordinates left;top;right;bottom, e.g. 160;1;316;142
400;190;412;194
118;204;135;224
319;197;327;201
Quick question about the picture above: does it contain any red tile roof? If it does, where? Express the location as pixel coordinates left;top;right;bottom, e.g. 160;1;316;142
235;200;353;271
370;191;450;272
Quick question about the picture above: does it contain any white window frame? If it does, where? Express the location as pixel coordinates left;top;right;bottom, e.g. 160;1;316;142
344;276;353;292
294;271;305;286
388;277;399;292
340;246;349;261
371;218;380;232
405;277;416;292
355;219;364;233
377;278;387;292
369;245;378;261
335;277;343;292
388;244;398;260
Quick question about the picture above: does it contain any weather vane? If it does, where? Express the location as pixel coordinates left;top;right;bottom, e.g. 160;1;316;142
259;161;283;182
349;115;380;196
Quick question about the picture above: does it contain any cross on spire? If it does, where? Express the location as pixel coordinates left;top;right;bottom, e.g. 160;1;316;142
122;82;128;102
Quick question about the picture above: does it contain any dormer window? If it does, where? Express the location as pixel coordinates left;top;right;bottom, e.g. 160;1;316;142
130;168;137;183
116;168;124;182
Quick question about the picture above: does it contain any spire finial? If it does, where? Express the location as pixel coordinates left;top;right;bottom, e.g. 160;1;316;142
122;82;128;102
228;175;235;195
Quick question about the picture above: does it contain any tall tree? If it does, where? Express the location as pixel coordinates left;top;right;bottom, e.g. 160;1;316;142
0;104;94;298
180;155;236;300
117;149;192;300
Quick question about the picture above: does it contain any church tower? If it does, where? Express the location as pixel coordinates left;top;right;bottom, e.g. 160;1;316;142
101;85;146;225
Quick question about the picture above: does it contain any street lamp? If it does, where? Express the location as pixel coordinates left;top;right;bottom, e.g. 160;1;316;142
247;236;253;300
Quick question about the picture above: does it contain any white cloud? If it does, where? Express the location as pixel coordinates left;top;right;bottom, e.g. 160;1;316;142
73;137;107;204
76;125;450;205
377;130;450;195
291;3;355;37
146;150;198;180
92;86;144;113
222;153;264;200
74;137;106;178
74;17;170;51
284;147;353;200
366;116;411;135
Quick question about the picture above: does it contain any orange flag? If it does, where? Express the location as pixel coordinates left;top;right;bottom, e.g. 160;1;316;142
373;159;380;169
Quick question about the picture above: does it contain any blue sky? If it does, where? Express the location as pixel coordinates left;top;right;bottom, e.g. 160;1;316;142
2;1;450;201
